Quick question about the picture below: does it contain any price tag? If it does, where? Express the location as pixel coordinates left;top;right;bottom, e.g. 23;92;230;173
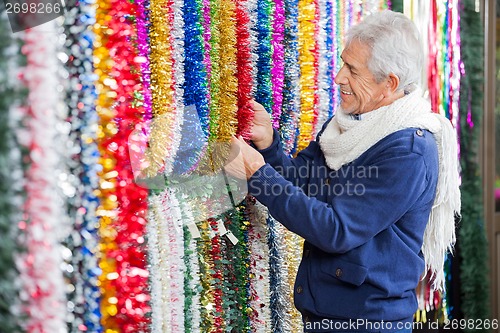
225;230;239;245
187;223;201;239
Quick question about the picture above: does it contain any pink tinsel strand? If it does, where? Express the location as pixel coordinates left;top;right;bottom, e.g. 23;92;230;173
136;0;152;122
270;0;285;129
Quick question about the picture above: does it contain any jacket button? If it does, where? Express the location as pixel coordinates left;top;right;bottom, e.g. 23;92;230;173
304;250;310;258
416;129;424;136
325;178;330;185
335;268;343;277
304;315;310;322
296;286;303;294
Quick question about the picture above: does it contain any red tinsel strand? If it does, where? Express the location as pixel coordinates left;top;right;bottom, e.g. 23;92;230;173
209;218;225;333
235;0;255;138
104;0;151;331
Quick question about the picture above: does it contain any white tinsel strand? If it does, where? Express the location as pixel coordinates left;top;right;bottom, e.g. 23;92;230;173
163;0;185;175
156;193;172;332
50;16;83;331
147;195;165;333
15;20;68;333
160;189;185;333
245;0;259;89
2;11;25;327
247;202;271;333
407;0;430;94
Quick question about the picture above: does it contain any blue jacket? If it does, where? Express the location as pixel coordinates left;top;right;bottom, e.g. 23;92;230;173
248;123;439;331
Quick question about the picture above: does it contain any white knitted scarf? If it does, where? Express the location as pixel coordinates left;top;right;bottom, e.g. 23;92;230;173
319;90;461;291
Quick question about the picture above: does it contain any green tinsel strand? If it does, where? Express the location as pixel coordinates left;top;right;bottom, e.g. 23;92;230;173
183;225;194;333
222;202;251;333
389;0;403;13
218;217;234;332
196;223;214;332
458;0;490;326
0;11;25;333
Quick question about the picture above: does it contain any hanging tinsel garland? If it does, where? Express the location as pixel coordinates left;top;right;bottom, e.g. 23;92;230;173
297;0;319;151
146;0;181;177
179;0;210;176
267;215;292;333
183;0;210;134
236;0;256;138
195;210;216;332
180;201;201;333
279;0;301;155
161;190;186;332
60;13;86;329
147;192;184;333
214;0;238;143
105;0;152;329
255;0;273;113
314;0;334;137
63;0;103;331
0;11;25;333
145;196;164;333
207;0;221;143
16;20;68;333
270;0;285;128
94;0;152;329
247;201;272;333
208;218;225;333
93;0;119;328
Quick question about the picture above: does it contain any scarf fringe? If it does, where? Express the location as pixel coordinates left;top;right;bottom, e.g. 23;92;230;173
422;115;461;291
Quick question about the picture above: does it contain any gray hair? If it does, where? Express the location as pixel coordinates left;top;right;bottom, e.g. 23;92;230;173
345;10;423;92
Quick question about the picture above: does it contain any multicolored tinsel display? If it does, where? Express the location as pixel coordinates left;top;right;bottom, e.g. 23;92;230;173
1;0;476;332
403;0;462;323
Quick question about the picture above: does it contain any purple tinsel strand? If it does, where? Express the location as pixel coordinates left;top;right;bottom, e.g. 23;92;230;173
271;0;285;129
136;0;152;121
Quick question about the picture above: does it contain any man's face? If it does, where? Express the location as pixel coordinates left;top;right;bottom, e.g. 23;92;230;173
334;40;390;114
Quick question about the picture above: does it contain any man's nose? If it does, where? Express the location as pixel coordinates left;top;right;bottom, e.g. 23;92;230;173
334;65;348;85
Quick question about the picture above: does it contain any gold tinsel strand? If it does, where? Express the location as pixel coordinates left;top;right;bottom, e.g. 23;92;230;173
193;201;216;332
93;0;119;330
145;0;177;177
297;0;318;151
197;0;238;175
216;0;238;142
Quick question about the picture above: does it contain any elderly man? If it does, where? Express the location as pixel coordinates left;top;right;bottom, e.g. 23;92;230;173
226;10;460;333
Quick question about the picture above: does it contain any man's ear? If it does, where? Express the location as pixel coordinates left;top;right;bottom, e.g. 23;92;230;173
384;73;400;96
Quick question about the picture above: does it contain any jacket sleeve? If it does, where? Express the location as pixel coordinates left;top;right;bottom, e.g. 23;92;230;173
248;149;430;254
